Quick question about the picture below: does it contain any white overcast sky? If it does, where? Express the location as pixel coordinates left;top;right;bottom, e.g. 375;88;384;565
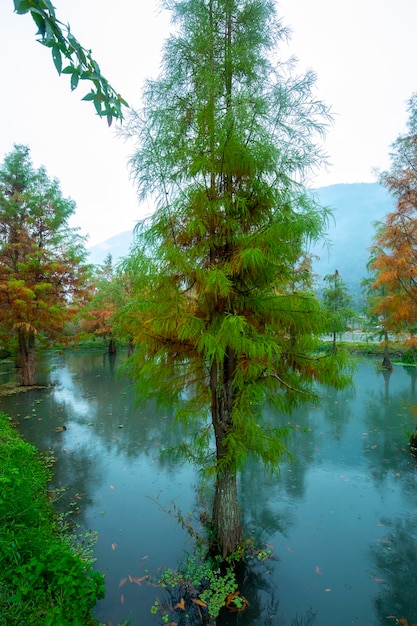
1;0;417;246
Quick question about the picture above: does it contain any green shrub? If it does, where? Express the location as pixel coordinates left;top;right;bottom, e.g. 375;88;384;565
401;348;417;365
0;412;104;624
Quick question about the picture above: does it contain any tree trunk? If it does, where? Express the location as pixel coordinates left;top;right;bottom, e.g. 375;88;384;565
382;330;392;370
17;327;36;386
108;336;117;355
210;353;243;558
212;466;243;558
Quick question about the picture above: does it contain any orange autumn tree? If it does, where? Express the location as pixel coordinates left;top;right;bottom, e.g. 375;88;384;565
371;93;417;351
78;253;125;354
0;144;90;385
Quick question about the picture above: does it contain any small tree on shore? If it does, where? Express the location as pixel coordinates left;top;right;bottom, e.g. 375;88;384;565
0;145;90;385
322;270;354;352
121;0;352;557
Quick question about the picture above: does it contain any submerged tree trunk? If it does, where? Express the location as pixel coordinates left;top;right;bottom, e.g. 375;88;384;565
212;466;243;558
17;327;36;386
210;352;243;558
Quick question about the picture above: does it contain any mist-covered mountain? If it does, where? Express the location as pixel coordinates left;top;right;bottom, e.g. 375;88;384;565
311;183;394;304
87;230;135;266
88;183;395;304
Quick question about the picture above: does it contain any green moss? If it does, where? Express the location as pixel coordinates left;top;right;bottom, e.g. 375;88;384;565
0;412;104;625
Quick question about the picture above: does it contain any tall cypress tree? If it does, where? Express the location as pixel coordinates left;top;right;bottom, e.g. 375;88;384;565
121;0;351;557
0;145;89;385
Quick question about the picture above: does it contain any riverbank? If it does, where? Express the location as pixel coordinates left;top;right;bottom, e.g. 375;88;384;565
0;411;105;625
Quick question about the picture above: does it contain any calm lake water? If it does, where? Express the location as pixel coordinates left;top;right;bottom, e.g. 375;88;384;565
1;351;417;626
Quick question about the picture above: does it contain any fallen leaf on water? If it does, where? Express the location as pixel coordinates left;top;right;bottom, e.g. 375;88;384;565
118;577;127;587
315;566;323;575
226;592;249;612
132;576;148;586
175;598;185;610
371;445;378;449
324;588;331;592
140;555;149;560
120;594;124;604
109;485;115;490
370;575;386;583
111;543;117;551
226;592;240;605
192;598;207;607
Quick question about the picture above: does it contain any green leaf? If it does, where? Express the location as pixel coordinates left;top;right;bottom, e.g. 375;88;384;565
30;11;47;37
13;0;32;14
42;0;56;18
62;66;76;75
93;95;103;116
51;45;62;74
81;92;95;102
118;96;129;107
70;71;79;91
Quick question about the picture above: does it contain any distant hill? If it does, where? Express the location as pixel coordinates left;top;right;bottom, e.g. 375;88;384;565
310;183;394;305
88;230;134;266
88;183;395;305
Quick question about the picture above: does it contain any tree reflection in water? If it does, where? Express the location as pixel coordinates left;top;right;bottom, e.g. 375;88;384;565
3;354;417;625
370;516;417;625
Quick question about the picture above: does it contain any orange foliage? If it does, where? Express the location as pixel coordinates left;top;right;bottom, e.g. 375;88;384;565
371;157;417;334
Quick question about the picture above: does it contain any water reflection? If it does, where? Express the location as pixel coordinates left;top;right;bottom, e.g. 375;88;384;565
2;353;417;625
371;515;417;625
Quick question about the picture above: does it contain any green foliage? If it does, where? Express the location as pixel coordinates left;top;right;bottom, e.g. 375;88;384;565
122;2;351;380
151;551;241;621
400;348;417;365
120;0;353;555
13;0;128;124
0;412;104;624
321;270;357;349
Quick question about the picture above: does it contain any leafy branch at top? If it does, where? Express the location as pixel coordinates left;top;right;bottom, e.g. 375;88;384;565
13;0;129;125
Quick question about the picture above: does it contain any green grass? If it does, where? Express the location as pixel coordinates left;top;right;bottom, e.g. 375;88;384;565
317;340;408;358
0;412;104;625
